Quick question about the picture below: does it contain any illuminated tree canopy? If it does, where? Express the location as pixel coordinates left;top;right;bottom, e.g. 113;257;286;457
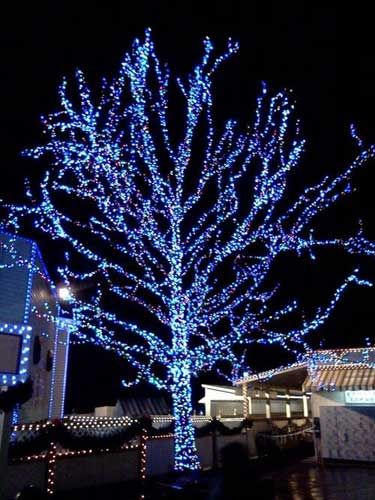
7;29;375;470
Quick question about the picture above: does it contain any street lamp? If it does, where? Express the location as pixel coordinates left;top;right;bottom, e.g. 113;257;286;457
57;287;71;302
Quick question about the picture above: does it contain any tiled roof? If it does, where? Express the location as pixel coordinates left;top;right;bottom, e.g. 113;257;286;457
119;396;170;417
235;348;375;388
303;365;375;391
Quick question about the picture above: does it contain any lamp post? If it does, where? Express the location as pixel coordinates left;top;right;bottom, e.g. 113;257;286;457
57;286;71;302
50;286;74;420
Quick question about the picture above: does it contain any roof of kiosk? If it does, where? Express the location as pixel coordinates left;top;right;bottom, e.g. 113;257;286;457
235;347;375;392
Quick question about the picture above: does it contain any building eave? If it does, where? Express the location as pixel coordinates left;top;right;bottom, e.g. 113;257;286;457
234;361;308;386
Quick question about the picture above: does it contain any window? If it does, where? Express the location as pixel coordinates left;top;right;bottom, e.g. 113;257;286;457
33;336;41;364
46;349;53;372
211;401;243;417
0;333;22;374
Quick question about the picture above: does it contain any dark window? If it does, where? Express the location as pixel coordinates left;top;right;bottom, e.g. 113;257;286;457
33;336;41;364
46;349;53;372
0;333;22;374
211;401;244;417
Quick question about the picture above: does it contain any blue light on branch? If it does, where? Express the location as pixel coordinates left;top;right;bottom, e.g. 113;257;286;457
7;29;375;470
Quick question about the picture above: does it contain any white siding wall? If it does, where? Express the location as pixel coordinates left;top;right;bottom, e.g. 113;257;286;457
311;391;346;417
49;321;71;419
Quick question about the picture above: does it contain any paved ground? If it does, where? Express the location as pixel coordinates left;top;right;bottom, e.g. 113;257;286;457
54;459;375;499
150;461;375;499
270;461;375;499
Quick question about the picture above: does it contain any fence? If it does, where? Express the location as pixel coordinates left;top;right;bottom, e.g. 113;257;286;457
2;415;311;498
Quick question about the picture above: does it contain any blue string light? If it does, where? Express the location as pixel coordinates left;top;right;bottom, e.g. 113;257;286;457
6;29;375;470
0;233;66;426
0;321;32;385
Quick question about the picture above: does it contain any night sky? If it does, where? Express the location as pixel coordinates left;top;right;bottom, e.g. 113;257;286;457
1;2;375;412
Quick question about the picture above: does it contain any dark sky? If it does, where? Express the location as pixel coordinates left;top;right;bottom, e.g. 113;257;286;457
1;2;375;411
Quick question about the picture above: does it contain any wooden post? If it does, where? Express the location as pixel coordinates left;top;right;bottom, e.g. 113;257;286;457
285;390;291;420
46;441;57;496
242;383;249;417
212;419;218;469
303;393;309;418
265;391;271;420
0;411;11;500
139;426;148;500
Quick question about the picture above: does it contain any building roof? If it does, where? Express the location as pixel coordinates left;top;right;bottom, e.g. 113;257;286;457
118;396;170;417
201;384;237;394
303;365;375;392
234;361;308;387
235;347;375;392
304;347;375;391
0;231;55;291
198;384;243;405
312;347;375;366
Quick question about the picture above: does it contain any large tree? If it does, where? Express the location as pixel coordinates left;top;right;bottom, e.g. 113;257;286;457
7;30;375;470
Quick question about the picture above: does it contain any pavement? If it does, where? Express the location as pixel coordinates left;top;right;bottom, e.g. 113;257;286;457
53;456;375;499
269;460;375;499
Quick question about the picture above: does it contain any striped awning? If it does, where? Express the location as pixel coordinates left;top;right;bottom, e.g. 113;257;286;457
303;365;375;392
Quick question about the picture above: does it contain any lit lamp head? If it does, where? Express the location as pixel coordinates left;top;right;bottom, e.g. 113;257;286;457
57;286;71;302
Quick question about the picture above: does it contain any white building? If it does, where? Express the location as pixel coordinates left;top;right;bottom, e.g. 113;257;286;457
200;374;309;420
234;347;375;462
198;384;245;418
0;232;71;422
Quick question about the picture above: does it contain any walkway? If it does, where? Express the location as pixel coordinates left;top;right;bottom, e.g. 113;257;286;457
271;462;375;499
54;460;375;499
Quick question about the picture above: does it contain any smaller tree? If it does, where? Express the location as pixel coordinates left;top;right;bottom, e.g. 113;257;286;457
7;30;375;470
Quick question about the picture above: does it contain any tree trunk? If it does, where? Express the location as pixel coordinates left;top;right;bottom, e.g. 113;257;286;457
170;365;200;471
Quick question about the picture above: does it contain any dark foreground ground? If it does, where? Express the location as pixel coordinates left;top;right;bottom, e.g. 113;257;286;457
51;446;375;499
270;461;375;499
52;462;375;500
